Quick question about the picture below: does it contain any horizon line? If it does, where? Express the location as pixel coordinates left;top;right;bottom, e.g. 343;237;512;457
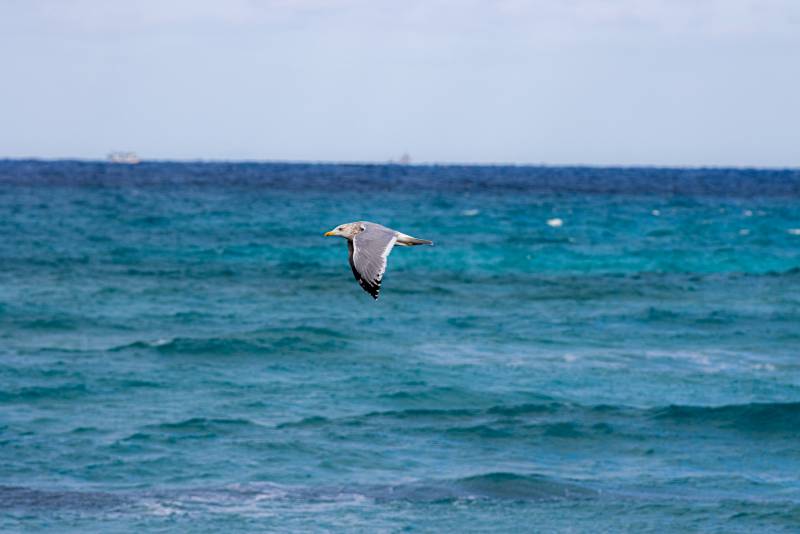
1;156;798;172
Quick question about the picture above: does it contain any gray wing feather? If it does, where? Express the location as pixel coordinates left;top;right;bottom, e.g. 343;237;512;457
349;224;397;299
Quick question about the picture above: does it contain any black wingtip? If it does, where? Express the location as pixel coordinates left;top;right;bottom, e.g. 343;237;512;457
355;277;381;299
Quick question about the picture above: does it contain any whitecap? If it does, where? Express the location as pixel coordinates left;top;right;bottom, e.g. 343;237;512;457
753;363;776;372
788;228;800;236
140;499;184;517
546;218;563;228
461;209;480;217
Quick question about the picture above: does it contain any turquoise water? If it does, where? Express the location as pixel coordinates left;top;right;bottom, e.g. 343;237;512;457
1;161;799;532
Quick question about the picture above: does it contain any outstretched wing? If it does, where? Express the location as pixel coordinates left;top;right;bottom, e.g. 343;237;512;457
349;225;397;299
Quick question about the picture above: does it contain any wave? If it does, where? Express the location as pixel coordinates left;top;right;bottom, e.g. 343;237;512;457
275;401;800;436
486;402;563;416
103;401;799;452
115;417;264;446
650;402;800;432
0;384;89;403
17;317;81;331
111;326;349;356
115;337;267;355
441;472;597;501
763;266;800;277
190;474;594;504
0;485;127;510
275;415;330;429
142;417;262;434
0;472;596;513
2;314;129;333
346;472;597;503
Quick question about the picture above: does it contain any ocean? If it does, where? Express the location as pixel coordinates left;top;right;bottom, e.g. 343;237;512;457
1;160;799;532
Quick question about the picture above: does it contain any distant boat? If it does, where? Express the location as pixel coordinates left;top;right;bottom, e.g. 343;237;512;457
388;153;412;165
107;152;141;164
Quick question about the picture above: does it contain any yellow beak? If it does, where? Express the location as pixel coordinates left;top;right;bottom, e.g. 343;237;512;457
324;231;335;236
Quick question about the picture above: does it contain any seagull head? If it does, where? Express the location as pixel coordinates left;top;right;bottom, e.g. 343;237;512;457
324;222;361;239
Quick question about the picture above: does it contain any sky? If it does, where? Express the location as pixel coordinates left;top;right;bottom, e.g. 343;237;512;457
0;0;798;167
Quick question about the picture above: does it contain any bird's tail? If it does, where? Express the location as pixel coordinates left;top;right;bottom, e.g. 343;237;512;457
396;233;434;246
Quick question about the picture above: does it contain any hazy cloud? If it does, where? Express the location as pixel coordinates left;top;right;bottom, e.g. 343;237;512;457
12;0;799;36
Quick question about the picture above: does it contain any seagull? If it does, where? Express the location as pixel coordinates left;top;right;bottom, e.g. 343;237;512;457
324;221;433;299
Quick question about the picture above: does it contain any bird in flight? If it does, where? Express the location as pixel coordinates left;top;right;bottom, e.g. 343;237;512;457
324;221;433;299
